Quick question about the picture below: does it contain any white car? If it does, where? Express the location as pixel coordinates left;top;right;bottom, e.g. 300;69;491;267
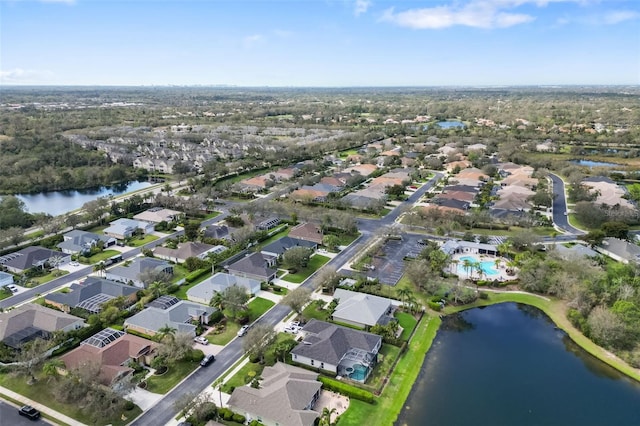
283;326;299;334
193;336;209;345
7;285;18;293
237;325;250;337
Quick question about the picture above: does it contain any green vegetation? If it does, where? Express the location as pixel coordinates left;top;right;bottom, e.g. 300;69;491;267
145;359;200;394
253;225;290;250
81;249;121;264
127;234;159;247
220;361;264;393
247;297;276;321
207;322;241;346
31;270;69;284
302;299;331;321
395;312;418;341
281;254;330;283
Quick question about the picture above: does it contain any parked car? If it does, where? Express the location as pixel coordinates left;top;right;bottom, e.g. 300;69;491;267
237;325;250;337
19;405;41;420
283;326;299;334
193;336;209;345
7;285;18;293
200;354;215;367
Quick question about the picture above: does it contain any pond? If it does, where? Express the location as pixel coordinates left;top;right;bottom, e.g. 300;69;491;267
570;160;620;168
437;120;465;129
16;181;154;216
396;303;640;426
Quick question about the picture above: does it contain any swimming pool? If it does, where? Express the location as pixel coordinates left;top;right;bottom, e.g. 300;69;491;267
456;255;499;276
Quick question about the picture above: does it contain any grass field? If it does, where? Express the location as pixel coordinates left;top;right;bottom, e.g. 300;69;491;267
127;234;159;247
82;249;121;264
396;312;418;341
31;270;69;285
247;297;276;321
281;254;330;283
207;322;241;345
145;359;199;394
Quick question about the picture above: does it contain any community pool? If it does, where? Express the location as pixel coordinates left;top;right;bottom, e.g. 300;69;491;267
457;255;499;277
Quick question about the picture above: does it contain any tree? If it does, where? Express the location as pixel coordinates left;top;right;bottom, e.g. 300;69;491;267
42;358;64;383
282;287;312;314
508;229;542;251
587;305;626;348
157;332;194;364
184;220;201;241
396;286;413;307
581;230;606;247
156;324;177;343
93;261;106;277
602;221;629;240
386;184;406;199
311;266;340;292
242;324;276;364
322;234;341;251
221;285;249;320
282;247;313;271
138;268;172;288
15;338;50;384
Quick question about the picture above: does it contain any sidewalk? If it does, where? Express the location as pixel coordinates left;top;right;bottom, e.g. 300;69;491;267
0;385;86;426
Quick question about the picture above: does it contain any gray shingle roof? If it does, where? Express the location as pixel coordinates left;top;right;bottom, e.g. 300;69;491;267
0;246;67;271
227;253;276;281
332;289;393;327
107;257;172;283
291;320;381;366
124;300;215;335
187;273;260;302
228;362;321;426
261;237;316;257
45;277;137;312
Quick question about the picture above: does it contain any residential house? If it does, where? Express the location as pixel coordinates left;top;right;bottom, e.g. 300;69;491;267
291;320;382;383
554;244;599;260
133;157;175;173
260;237;317;259
342;164;378;177
240;176;270;192
103;218;154;240
270;168;297;181
61;328;158;386
0;303;85;348
203;224;231;240
0;271;14;287
0;246;71;274
597;238;640;264
228;362;322;426
437;190;476;203
332;289;396;329
440;240;498;256
227;252;277;283
44;277;138;314
288;223;324;245
445;160;472;173
57;230;116;255
257;217;281;231
154;242;226;263
583;176;636;209
124;297;216;337
290;188;330;203
105;257;173;289
431;198;470;212
319;176;346;188
133;207;182;224
187;273;261;305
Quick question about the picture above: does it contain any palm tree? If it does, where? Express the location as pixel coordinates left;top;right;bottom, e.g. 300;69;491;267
156;324;176;343
319;407;337;426
93;261;106;277
210;292;225;311
405;294;419;314
450;259;459;274
494;258;502;270
42;359;64;383
148;281;167;299
462;259;472;279
396;286;413;310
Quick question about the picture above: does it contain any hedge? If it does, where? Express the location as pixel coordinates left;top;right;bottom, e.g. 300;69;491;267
319;376;375;403
185;268;210;283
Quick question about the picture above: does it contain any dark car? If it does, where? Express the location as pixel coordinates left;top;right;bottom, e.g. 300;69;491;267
19;405;41;420
200;354;215;367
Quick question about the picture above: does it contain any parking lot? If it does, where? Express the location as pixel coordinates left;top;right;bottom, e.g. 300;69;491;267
367;234;423;286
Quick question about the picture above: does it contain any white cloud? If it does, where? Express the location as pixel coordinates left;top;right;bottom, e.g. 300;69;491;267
242;34;265;48
354;0;372;16
602;10;640;25
0;68;54;84
378;0;603;29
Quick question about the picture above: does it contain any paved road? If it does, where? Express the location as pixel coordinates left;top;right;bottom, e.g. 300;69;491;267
0;400;52;425
549;173;586;235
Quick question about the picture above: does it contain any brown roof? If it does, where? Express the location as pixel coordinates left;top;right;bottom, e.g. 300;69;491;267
290;189;328;201
420;205;466;215
288;223;324;245
61;333;158;385
320;176;345;187
438;191;476;203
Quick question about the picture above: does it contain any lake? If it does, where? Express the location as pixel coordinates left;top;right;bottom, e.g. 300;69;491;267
437;120;465;129
570;160;619;168
16;181;154;216
396;303;640;426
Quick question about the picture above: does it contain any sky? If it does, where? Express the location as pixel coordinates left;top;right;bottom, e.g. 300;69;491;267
1;0;639;86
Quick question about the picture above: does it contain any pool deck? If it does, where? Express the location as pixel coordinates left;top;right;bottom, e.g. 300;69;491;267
450;253;517;282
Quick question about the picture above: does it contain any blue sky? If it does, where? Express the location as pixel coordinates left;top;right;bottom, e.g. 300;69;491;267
1;0;639;86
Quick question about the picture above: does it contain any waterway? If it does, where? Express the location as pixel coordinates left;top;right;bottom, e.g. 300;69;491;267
570;159;620;168
397;303;640;426
16;181;154;216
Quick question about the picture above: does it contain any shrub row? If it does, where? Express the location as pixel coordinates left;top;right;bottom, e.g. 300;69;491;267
185;268;210;283
319;376;375;404
217;407;246;423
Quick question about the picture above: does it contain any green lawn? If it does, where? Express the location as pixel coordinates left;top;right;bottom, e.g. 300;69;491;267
247;297;276;321
31;270;69;285
170;264;190;284
207;322;241;345
172;272;212;299
82;249;121;264
395;312;418;341
220;362;264;393
281;254;330;283
254;225;290;250
127;234;159;247
0;372;141;426
366;344;401;391
0;289;13;301
25;230;45;239
145;359;200;394
302;299;331;321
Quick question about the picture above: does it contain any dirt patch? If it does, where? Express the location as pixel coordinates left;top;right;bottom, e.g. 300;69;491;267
315;390;350;422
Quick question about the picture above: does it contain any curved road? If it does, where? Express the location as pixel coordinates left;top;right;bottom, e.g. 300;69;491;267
549;173;586;235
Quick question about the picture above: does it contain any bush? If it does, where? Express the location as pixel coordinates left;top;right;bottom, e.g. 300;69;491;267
124;401;135;411
428;301;442;311
207;310;224;325
318;376;375;403
218;407;234;421
478;291;489;300
567;308;587;332
185;268;210;283
232;413;246;423
191;349;205;362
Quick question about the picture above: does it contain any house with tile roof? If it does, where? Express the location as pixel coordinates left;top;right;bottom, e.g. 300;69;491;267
104;218;154;240
332;289;396;329
291;320;381;383
105;257;173;289
61;328;158;386
57;230;117;255
0;246;71;274
227;252;278;283
187;273;261;304
154;242;226;263
133;207;182;224
0;303;85;348
260;237;317;259
124;298;215;337
228;362;322;426
288;223;324;245
44;277;138;314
